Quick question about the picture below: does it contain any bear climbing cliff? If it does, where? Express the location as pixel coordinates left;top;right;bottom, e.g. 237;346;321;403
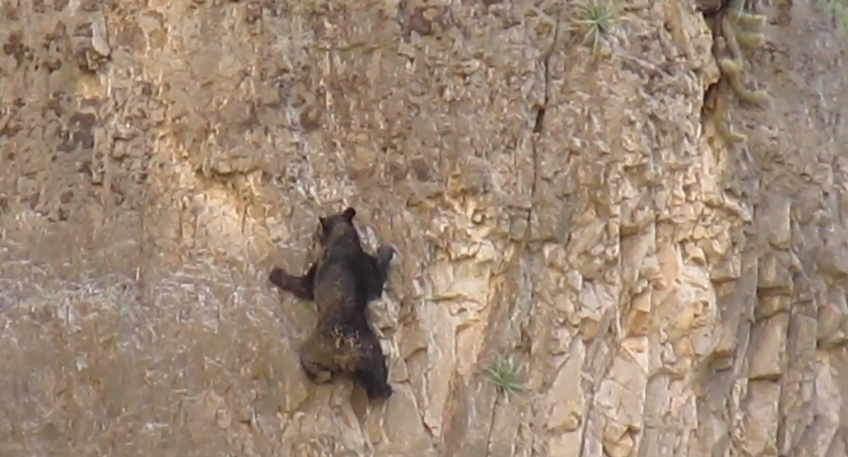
269;206;396;401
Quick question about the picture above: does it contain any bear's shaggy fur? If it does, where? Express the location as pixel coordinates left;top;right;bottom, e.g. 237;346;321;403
268;207;395;400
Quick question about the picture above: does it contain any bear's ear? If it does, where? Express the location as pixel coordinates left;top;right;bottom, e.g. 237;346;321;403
319;216;329;231
342;207;356;222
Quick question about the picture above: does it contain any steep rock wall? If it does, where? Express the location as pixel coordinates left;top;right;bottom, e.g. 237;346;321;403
0;0;846;456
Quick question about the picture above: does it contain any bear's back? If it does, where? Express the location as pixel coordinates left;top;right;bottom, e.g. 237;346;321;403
312;248;370;318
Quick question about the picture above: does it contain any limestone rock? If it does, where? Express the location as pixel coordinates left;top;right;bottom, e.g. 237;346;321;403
1;0;847;456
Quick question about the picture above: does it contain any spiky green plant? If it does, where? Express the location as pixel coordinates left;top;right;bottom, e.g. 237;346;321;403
569;0;621;55
483;356;528;397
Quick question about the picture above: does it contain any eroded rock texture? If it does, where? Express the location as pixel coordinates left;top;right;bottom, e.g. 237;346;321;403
0;0;846;455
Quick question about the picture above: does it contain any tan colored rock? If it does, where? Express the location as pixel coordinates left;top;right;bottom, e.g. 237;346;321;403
747;313;789;380
2;0;848;455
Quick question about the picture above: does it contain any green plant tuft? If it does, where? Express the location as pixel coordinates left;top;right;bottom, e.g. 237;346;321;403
483;356;528;397
569;0;621;56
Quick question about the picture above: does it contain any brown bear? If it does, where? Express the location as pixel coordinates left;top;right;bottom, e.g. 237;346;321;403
268;206;395;401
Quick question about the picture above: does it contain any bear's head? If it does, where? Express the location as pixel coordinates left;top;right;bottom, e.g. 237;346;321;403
311;206;361;250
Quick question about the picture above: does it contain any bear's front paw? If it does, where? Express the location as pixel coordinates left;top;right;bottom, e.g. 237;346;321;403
376;245;395;264
269;267;294;290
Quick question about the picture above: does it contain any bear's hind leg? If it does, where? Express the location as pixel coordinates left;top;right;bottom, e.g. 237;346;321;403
353;334;393;401
299;335;336;384
301;358;335;384
353;365;393;400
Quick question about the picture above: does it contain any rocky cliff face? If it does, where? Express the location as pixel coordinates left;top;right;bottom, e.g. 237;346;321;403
1;0;846;456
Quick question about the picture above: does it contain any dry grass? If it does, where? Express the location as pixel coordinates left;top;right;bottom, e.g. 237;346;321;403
0;238;365;456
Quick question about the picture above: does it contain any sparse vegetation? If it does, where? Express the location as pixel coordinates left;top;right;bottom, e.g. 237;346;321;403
827;0;848;32
567;0;621;56
704;0;771;144
483;355;528;398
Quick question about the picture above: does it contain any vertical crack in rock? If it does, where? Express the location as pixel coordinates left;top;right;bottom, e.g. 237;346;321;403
486;395;502;455
529;3;563;239
775;270;805;455
480;5;565;453
521;16;559;454
578;308;617;457
532;6;560;138
484;5;565;454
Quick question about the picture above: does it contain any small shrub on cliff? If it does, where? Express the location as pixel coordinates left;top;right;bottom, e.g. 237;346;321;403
483;356;528;398
568;0;621;55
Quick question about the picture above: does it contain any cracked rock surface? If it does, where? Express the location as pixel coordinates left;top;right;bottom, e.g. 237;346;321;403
0;0;847;456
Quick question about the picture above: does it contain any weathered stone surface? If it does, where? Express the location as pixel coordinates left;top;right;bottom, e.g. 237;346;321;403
1;0;848;455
